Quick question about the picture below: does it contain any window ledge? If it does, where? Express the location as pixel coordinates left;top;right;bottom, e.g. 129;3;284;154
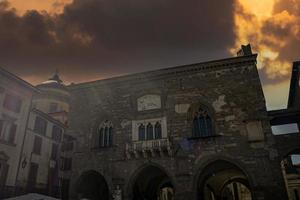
0;139;16;147
187;134;222;140
91;146;115;151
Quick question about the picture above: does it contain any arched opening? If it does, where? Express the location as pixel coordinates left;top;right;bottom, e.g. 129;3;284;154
197;160;252;200
132;165;174;200
281;149;300;200
75;170;109;200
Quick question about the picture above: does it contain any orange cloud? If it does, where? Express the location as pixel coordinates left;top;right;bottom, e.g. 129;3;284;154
7;0;72;15
232;0;300;83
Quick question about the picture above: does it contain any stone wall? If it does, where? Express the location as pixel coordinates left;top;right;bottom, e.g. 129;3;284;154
67;55;288;200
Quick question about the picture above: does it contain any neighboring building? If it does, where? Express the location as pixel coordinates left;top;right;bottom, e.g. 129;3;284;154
0;67;38;198
33;71;71;125
15;73;72;198
269;61;300;200
0;69;73;199
16;108;66;196
67;46;291;200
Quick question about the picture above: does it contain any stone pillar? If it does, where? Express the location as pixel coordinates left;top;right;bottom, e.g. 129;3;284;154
173;175;195;200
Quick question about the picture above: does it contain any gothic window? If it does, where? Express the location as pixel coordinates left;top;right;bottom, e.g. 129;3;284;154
146;123;154;140
98;121;113;147
155;122;162;139
192;107;213;137
108;127;113;146
138;124;145;141
138;121;164;141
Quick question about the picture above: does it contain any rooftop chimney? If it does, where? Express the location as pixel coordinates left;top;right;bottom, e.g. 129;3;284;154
237;44;253;56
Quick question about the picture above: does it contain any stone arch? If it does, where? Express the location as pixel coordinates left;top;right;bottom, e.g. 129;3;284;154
74;170;110;200
126;163;175;200
193;157;255;200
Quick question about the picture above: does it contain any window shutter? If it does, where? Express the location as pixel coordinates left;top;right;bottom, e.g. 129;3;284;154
8;124;17;144
0;163;9;186
33;136;42;154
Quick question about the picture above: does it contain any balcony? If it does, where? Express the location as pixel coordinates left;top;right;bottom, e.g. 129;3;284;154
126;139;172;159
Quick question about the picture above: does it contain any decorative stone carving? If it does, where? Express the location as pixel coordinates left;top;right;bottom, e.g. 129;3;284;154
137;94;161;111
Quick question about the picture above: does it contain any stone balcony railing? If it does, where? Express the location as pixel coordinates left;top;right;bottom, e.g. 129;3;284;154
126;139;172;159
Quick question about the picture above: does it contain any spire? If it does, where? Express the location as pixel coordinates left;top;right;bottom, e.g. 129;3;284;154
49;69;63;84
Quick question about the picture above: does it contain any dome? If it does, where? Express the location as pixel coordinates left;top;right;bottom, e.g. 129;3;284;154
37;70;68;91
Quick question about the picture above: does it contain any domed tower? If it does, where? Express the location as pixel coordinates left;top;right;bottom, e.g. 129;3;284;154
33;70;70;125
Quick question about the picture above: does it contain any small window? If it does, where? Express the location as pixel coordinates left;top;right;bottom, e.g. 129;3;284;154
34;116;47;135
3;94;22;113
32;136;42;154
1;122;17;144
51;143;59;160
52;125;63;142
192;108;213;137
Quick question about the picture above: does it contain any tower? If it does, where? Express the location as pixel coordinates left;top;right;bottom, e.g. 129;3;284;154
33;70;70;125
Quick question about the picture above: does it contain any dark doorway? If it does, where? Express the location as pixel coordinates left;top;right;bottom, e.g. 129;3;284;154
197;160;252;200
75;170;109;200
132;165;174;200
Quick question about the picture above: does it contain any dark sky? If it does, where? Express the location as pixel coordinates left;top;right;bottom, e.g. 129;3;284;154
0;0;300;109
0;0;236;84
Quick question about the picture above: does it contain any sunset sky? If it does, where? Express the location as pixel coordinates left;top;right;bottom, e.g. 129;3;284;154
0;0;299;110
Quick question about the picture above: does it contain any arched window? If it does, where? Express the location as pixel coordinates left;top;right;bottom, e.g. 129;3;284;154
146;123;154;140
137;120;164;141
104;127;108;147
98;121;113;147
193;108;213;137
108;127;113;146
138;124;145;141
155;122;162;139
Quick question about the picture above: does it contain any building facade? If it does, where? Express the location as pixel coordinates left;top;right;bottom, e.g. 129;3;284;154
269;61;300;200
67;48;290;200
0;67;38;198
0;69;73;199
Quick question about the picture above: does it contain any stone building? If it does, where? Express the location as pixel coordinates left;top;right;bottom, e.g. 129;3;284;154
0;67;38;198
269;61;300;200
0;69;74;199
15;72;73;198
67;47;290;200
